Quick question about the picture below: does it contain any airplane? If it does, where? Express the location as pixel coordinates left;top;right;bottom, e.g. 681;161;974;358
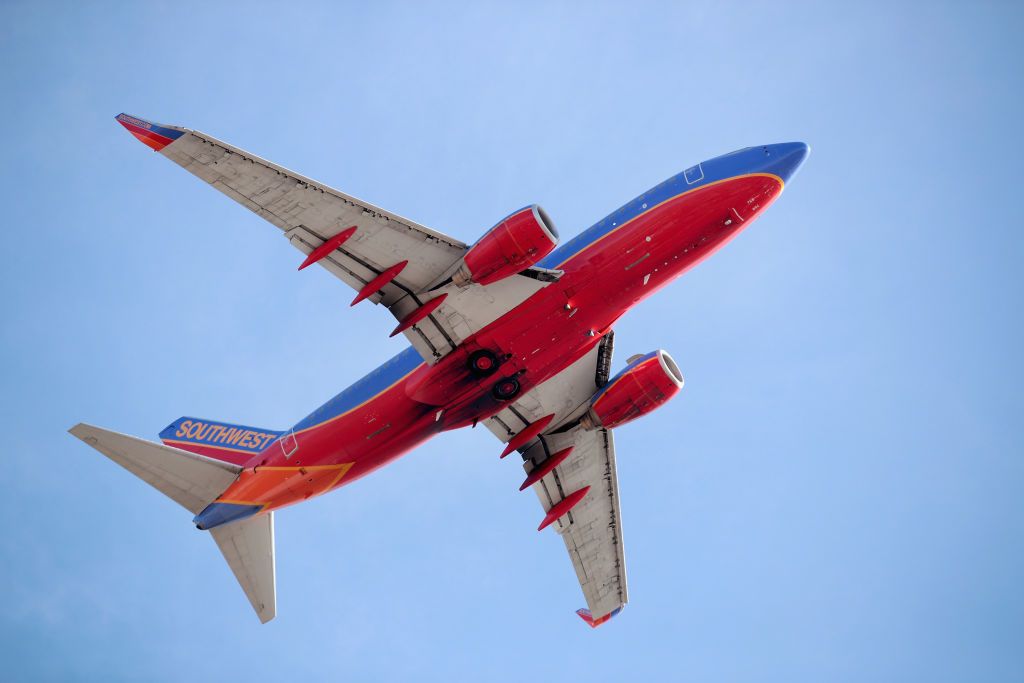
70;113;808;626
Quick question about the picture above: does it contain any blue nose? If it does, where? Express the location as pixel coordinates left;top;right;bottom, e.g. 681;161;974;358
759;142;810;184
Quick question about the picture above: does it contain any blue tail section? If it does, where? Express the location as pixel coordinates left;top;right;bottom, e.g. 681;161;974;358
194;502;263;530
159;417;283;466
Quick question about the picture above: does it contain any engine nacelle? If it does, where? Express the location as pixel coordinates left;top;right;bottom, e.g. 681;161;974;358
452;205;558;287
581;350;684;430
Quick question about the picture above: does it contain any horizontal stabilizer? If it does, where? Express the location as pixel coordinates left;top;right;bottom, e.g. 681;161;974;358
210;512;276;623
69;423;241;514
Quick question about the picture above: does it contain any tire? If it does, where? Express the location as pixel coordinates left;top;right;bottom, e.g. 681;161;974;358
468;349;500;378
491;376;521;401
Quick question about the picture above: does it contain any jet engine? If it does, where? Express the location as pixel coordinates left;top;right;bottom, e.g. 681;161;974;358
581;350;684;430
452;205;558;287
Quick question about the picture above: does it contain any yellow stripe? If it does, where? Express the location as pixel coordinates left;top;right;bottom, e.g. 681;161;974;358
255;464;350;472
214;499;269;509
321;462;356;493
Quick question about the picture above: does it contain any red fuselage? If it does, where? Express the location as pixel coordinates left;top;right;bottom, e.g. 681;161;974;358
211;166;788;515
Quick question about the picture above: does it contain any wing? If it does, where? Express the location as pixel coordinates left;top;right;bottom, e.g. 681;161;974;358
116;113;552;362
484;333;628;626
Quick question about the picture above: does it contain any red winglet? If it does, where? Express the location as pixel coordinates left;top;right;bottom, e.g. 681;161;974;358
576;606;623;628
115;113;184;152
519;446;574;490
537;486;590;530
500;413;555;458
351;260;408;306
389;294;448;338
298;226;357;270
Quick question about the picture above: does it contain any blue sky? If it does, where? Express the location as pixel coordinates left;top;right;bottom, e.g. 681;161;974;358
2;1;1022;680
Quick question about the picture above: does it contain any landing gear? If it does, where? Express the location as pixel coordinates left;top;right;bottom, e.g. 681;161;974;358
491;376;521;401
468;349;500;378
468;349;519;400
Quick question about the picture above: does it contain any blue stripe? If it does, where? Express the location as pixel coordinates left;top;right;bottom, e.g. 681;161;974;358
536;145;787;270
291;346;423;432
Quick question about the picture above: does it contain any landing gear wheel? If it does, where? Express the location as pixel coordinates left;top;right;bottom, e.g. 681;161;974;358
491;376;521;401
468;349;500;378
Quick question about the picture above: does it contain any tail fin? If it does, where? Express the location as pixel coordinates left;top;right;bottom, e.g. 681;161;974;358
69;423;241;514
159;417;283;467
69;423;277;623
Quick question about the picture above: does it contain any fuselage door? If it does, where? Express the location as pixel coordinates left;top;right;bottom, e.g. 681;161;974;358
684;163;704;184
278;430;298;459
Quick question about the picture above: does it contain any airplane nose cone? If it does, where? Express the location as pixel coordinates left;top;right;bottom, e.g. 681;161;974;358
759;142;810;184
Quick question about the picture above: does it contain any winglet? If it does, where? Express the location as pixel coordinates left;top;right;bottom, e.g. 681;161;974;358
115;113;185;152
576;606;623;628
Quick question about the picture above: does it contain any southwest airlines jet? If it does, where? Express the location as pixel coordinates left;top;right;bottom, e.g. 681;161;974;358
71;113;809;626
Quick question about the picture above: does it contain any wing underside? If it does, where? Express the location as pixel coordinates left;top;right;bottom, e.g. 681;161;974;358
524;426;628;621
484;333;628;624
117;113;552;363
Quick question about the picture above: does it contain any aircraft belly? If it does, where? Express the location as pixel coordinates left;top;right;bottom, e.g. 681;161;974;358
233;176;784;512
563;174;783;309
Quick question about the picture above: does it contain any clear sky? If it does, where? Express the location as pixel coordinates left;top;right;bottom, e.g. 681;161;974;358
2;1;1022;681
